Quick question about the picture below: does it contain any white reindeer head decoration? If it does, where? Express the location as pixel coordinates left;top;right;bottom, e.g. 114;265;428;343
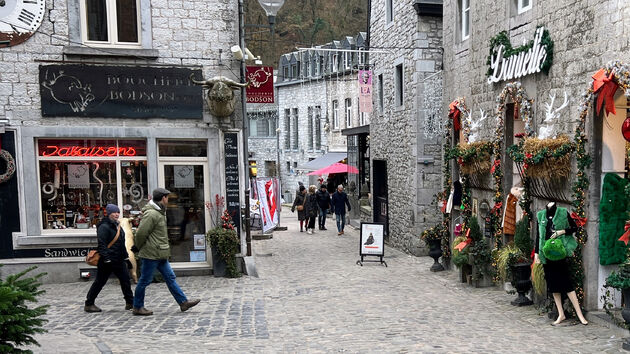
468;109;487;143
538;91;569;139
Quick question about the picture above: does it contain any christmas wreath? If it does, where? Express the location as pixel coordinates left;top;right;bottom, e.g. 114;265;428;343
0;149;16;184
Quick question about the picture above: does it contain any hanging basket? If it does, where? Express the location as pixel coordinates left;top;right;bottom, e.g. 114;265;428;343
522;135;573;181
454;141;493;176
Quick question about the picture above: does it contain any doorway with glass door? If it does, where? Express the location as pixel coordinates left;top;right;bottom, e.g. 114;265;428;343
158;140;210;263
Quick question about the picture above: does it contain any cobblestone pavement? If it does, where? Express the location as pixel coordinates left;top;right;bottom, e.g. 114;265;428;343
28;209;626;353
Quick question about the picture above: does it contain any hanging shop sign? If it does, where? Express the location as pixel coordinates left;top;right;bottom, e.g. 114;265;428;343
39;64;203;118
487;26;554;84
246;66;274;103
358;70;373;113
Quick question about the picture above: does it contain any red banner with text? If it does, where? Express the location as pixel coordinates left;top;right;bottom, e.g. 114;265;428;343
246;66;274;104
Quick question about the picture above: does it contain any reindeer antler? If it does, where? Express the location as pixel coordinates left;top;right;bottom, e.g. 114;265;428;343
544;92;556;122
554;91;569;116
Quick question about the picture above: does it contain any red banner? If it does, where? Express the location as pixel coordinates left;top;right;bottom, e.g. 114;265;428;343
246;66;274;103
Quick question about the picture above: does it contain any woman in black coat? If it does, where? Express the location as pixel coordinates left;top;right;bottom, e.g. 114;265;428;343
291;185;307;232
304;185;319;234
84;204;134;313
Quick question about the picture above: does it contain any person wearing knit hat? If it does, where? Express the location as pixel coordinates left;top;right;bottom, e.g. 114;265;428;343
132;187;200;316
84;204;134;313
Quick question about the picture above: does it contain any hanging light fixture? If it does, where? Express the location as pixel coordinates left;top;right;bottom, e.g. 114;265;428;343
257;0;285;25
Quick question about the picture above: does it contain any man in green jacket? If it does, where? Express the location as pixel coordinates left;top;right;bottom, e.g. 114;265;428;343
132;188;200;316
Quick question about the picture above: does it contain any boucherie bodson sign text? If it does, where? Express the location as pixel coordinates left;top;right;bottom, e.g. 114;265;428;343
486;26;554;84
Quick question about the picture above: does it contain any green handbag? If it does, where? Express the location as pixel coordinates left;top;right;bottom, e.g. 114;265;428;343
543;238;567;261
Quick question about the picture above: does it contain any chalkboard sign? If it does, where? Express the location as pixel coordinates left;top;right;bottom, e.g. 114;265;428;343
39;64;203;119
224;132;241;233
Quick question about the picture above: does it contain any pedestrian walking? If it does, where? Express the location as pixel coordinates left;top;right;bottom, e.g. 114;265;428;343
331;185;351;235
291;185;307;232
304;185;319;234
316;184;331;230
84;204;134;313
132;188;200;316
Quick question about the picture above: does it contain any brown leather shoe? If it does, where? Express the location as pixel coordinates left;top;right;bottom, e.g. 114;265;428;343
125;303;133;310
179;299;200;312
84;304;102;313
132;307;153;316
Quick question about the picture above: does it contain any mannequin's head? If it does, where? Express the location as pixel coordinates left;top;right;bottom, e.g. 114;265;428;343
547;201;556;209
511;186;524;198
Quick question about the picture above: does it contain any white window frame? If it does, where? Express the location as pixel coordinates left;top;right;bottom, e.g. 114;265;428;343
332;100;339;129
79;0;142;48
332;54;339;72
386;0;393;24
461;0;470;41
345;98;352;128
517;0;532;14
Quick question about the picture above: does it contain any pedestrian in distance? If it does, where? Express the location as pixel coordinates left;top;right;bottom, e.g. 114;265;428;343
331;185;351;235
131;188;200;316
304;185;319;234
316;184;331;230
84;204;134;313
291;185;307;232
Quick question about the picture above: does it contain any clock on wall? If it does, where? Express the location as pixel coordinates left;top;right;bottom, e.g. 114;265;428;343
0;0;45;47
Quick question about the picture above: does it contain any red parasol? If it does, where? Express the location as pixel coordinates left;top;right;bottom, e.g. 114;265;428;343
307;162;359;176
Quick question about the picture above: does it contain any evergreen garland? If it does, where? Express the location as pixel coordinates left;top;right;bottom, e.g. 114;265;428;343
486;26;554;76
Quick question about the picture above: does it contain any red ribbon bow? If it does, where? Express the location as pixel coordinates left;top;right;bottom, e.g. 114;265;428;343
592;68;618;117
455;229;472;251
490;160;500;174
570;212;587;228
619;223;630;245
448;100;461;132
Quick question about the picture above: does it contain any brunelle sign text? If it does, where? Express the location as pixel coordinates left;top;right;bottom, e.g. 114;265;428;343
39;64;203;118
486;27;553;84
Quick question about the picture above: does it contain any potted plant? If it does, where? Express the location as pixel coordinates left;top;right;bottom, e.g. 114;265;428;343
605;263;630;323
452;232;472;283
468;216;494;287
509;215;533;306
205;208;241;278
421;223;445;272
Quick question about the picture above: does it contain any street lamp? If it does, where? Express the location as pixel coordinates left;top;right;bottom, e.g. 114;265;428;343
239;0;285;256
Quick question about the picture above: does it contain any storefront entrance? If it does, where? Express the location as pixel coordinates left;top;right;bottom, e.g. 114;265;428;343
158;162;210;263
373;159;388;239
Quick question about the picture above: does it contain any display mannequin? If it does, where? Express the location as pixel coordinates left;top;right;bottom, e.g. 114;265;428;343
535;202;588;325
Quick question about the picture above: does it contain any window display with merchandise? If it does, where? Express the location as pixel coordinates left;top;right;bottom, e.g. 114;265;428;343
37;139;148;230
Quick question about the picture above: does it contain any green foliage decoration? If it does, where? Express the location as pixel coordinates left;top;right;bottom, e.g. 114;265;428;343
486;26;554;77
468;217;494;281
531;262;546;295
421;223;445;247
0;265;49;354
514;215;532;257
451;236;469;269
495;243;524;283
206;210;242;278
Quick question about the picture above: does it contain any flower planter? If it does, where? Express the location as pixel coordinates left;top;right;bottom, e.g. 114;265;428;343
428;240;444;272
211;247;227;277
510;262;533;306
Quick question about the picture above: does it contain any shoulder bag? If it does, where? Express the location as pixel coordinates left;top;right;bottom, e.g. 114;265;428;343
85;226;121;266
296;195;306;211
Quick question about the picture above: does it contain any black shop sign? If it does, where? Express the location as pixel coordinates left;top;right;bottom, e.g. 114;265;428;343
224;132;241;233
39;64;203;119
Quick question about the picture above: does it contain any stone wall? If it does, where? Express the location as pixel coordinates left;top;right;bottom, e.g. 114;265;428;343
442;0;630;310
370;0;443;255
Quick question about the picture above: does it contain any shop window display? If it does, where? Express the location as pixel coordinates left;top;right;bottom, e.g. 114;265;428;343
38;139;148;230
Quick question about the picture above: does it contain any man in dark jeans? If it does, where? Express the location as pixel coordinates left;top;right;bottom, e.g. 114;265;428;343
315;185;331;230
331;185;351;235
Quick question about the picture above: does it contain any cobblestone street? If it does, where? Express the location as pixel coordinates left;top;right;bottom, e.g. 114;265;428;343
29;210;625;353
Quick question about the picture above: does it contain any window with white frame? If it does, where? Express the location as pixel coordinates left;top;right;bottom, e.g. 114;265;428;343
460;0;470;41
332;100;339;129
319;55;325;75
344;52;351;70
395;64;403;107
357;98;368;126
517;0;531;14
315;106;322;149
307;107;314;149
358;49;365;66
284;109;291;149
345;98;352;128
80;0;140;47
283;66;289;81
386;0;393;23
332;54;339;72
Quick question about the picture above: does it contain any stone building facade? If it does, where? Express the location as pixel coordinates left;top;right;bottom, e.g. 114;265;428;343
443;0;630;310
0;0;242;282
369;0;443;255
275;33;371;203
